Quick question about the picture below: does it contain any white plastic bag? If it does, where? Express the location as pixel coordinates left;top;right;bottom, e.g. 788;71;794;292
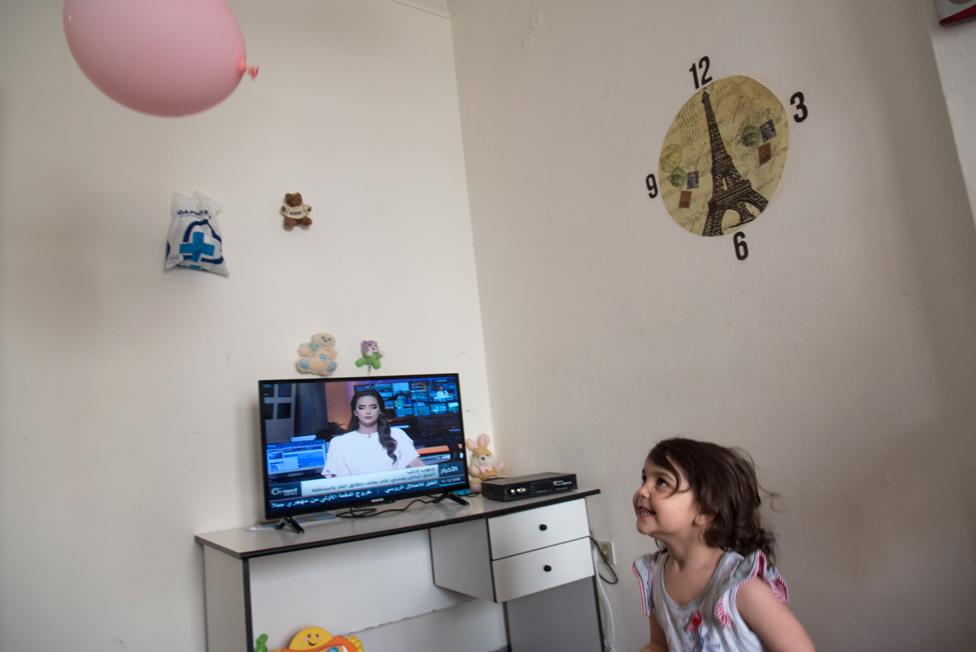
165;191;229;276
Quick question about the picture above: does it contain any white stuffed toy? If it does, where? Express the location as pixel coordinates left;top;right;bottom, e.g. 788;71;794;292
466;433;504;492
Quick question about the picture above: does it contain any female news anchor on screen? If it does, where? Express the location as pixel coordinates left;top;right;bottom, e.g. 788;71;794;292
321;388;425;477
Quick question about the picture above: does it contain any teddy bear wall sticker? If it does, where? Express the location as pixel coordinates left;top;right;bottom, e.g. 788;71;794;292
295;332;338;376
280;192;312;230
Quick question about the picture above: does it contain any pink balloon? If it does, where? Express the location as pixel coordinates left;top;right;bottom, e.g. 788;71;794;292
63;0;248;117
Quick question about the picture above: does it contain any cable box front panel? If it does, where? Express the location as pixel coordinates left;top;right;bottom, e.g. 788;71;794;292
482;472;577;501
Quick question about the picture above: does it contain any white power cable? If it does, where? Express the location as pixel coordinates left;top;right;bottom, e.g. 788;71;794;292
591;543;617;652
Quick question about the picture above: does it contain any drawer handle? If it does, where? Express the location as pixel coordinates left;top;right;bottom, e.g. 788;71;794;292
543;564;552;572
538;524;548;531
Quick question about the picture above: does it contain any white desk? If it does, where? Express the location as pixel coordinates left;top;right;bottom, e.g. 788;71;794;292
195;489;603;652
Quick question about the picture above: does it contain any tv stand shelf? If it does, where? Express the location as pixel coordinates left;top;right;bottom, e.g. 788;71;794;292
195;489;602;652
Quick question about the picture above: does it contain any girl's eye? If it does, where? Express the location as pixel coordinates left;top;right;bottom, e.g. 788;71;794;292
655;477;670;489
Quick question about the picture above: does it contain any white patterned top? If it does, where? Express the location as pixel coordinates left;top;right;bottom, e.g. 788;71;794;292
633;549;789;652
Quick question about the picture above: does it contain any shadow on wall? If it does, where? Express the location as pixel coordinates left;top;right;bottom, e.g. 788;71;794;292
847;0;976;376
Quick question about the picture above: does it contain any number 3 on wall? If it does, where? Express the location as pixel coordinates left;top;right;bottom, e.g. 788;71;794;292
790;91;809;123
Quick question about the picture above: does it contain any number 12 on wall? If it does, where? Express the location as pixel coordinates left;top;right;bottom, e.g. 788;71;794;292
690;56;712;90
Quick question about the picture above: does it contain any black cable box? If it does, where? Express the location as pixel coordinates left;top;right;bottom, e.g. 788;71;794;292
481;472;578;501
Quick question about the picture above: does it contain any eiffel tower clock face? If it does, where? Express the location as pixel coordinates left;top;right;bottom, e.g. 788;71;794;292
658;75;791;239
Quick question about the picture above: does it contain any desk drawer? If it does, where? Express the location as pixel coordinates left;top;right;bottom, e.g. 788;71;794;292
488;499;589;559
491;537;593;602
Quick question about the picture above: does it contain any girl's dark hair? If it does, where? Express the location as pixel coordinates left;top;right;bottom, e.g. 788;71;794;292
348;388;397;462
648;437;777;561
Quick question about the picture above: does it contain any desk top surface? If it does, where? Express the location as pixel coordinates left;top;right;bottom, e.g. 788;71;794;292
196;488;600;559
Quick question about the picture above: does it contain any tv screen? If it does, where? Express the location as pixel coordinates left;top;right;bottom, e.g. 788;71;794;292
259;373;470;519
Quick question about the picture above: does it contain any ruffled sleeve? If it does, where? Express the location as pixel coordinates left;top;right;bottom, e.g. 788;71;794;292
632;551;663;617
714;550;790;628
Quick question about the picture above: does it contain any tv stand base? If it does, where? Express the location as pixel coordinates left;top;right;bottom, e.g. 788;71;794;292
273;515;305;534
431;491;469;506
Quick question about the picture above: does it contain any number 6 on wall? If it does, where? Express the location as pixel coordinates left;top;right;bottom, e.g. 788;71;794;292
733;232;749;260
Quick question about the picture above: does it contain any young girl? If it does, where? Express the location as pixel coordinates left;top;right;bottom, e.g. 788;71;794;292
632;438;814;652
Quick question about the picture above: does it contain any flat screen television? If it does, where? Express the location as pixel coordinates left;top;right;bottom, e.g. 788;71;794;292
259;373;470;520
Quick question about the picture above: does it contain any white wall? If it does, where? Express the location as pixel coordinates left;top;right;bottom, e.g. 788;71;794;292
0;1;494;650
449;1;976;651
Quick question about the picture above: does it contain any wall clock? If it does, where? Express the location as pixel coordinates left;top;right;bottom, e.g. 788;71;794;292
646;57;809;260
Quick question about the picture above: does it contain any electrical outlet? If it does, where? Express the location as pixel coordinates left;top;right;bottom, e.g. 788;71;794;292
596;539;615;565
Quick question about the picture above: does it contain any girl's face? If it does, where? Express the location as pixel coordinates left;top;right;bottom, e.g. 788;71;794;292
633;457;702;540
354;396;381;429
